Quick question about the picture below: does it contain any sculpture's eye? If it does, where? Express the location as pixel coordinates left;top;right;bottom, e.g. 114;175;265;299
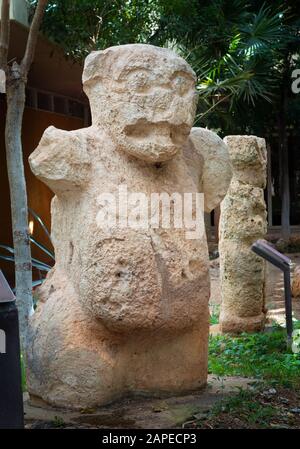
171;73;193;95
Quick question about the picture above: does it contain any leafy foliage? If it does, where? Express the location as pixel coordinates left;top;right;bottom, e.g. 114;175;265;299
209;324;300;388
210;304;220;325
29;0;163;59
30;0;300;138
183;2;299;134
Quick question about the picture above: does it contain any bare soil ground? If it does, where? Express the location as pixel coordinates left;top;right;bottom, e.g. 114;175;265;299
193;387;300;429
24;376;255;429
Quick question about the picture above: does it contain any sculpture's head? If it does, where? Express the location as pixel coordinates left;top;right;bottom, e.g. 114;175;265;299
83;44;197;163
224;136;267;188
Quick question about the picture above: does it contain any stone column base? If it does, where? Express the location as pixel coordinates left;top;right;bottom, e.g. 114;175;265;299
219;312;266;334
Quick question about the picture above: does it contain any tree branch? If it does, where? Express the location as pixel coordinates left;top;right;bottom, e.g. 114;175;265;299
20;0;48;76
0;0;10;70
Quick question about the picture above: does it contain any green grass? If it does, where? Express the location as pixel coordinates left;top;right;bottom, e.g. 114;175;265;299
51;416;66;428
21;354;26;392
210;304;220;325
209;324;300;388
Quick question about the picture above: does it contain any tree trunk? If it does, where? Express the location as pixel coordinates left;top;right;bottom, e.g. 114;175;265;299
1;0;47;349
5;63;32;348
279;62;290;242
266;143;273;227
281;138;290;241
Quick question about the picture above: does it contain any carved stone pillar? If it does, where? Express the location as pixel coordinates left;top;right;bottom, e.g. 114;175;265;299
219;135;267;333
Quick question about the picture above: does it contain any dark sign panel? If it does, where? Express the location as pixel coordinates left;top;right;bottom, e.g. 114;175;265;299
0;270;15;303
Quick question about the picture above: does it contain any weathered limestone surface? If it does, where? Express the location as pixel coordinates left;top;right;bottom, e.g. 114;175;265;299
292;266;300;298
27;44;232;409
219;136;267;334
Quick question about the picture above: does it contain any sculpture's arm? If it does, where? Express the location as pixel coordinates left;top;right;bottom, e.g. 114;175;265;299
29;126;91;194
188;127;232;212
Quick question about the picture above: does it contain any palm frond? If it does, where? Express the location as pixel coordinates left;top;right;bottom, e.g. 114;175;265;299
238;4;289;57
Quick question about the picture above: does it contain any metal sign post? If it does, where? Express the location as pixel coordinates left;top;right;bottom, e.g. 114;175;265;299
251;239;293;347
0;271;24;429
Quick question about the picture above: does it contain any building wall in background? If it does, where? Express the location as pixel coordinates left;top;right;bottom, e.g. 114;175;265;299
0;0;29;26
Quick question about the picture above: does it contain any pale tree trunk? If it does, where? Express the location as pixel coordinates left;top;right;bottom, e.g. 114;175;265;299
1;0;48;348
5;65;31;347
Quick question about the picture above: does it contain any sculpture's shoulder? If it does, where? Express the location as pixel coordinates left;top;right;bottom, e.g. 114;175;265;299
29;126;95;194
184;127;232;212
180;131;204;190
30;125;92;166
182;127;228;185
189;127;229;161
182;127;229;174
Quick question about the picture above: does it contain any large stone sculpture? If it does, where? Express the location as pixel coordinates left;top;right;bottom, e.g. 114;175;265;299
27;44;232;409
219;135;267;334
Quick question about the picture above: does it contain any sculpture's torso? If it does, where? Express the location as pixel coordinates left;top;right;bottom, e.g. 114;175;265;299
51;127;209;333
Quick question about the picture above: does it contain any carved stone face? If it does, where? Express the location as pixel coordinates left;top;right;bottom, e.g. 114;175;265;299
224;135;267;188
83;44;197;162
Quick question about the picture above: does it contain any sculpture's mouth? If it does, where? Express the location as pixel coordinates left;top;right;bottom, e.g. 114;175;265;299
124;121;190;150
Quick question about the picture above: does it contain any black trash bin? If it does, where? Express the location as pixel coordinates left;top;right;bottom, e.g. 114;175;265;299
0;271;24;429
